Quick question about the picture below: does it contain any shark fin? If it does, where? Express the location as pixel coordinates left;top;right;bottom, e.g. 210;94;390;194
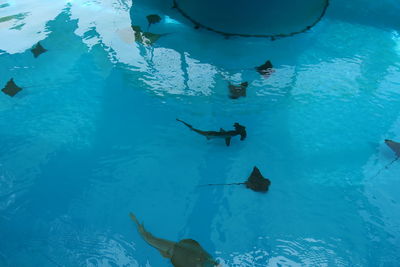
225;137;231;146
172;239;217;267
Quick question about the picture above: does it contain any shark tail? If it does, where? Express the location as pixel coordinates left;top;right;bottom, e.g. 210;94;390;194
176;118;194;130
129;213;147;238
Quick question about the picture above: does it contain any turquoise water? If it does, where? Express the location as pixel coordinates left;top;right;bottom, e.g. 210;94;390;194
1;0;400;266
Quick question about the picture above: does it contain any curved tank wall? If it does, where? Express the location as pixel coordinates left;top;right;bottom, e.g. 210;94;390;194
173;0;329;37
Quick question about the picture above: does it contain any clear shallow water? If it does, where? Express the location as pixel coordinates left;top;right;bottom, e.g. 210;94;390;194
1;0;400;266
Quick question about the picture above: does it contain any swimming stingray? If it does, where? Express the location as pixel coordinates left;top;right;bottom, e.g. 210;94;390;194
176;119;246;146
228;82;248;99
371;139;400;178
131;25;166;45
146;14;161;30
129;213;219;267
385;139;400;158
30;42;47;58
201;166;271;192
255;60;274;78
1;78;22;97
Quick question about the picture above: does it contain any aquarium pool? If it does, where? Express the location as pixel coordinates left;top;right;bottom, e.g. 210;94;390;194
1;0;400;266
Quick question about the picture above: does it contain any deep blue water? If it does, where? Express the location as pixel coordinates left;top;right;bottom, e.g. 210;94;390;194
1;0;400;266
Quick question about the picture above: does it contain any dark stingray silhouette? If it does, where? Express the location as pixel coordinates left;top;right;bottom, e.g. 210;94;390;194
228;82;248;99
1;78;22;97
30;42;47;58
146;14;161;30
201;166;271;193
129;213;219;267
177;119;246;146
385;139;400;157
371;139;400;178
255;60;274;78
131;25;167;45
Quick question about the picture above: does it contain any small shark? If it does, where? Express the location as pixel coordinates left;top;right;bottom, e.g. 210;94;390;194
228;82;248;99
176;119;246;146
201;166;271;193
1;78;22;97
30;42;47;58
255;60;274;78
385;139;400;157
129;213;219;267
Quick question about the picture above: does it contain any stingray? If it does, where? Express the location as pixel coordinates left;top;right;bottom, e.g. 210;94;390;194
129;213;219;267
30;42;47;58
146;14;161;30
201;166;271;192
1;78;22;97
385;139;400;157
142;32;163;45
371;139;400;178
131;25;165;45
228;81;248;99
255;60;274;78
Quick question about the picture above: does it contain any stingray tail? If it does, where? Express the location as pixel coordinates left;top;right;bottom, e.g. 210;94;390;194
129;212;156;243
371;156;399;179
176;118;194;130
129;212;143;233
199;182;245;187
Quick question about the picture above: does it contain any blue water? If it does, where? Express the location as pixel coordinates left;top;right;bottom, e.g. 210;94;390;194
1;0;400;266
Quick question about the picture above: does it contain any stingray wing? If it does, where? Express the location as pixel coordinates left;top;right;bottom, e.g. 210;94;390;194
171;239;216;267
245;166;271;192
385;139;400;157
2;79;22;97
147;14;161;26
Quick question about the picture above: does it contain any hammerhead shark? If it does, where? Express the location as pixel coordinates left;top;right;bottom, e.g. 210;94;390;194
176;119;246;146
201;166;271;192
129;213;219;267
228;82;248;99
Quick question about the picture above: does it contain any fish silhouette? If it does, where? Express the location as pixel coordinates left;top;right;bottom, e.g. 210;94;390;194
385;139;400;157
228;82;248;99
1;78;22;97
129;213;219;267
255;60;274;78
177;119;246;146
201;166;271;193
131;25;167;45
31;42;47;58
146;14;161;30
370;139;400;178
